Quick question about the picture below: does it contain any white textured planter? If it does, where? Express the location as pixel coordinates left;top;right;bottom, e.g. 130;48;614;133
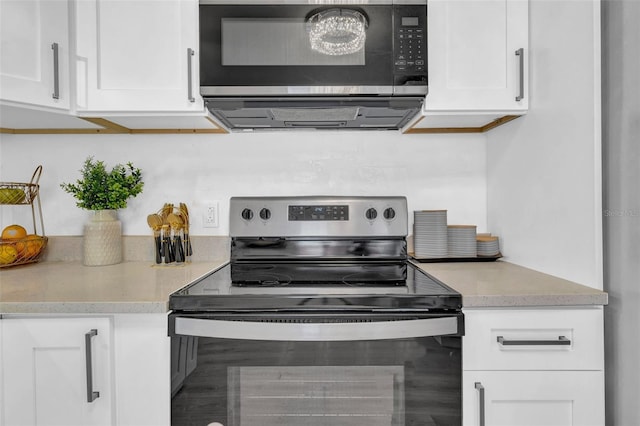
83;209;122;266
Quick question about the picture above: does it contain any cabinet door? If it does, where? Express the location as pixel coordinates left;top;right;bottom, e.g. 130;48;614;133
463;371;605;426
425;0;528;112
74;0;203;113
1;317;113;426
0;0;70;110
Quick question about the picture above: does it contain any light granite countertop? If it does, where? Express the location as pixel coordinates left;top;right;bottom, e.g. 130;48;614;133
0;260;228;314
413;260;608;307
0;255;606;314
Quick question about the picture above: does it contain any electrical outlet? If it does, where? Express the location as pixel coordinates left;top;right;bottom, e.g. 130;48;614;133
204;202;219;228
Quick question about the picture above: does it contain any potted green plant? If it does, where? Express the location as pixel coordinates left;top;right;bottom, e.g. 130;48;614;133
61;157;144;266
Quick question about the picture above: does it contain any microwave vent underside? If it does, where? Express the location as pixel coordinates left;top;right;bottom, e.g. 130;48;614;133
270;107;359;122
205;97;423;130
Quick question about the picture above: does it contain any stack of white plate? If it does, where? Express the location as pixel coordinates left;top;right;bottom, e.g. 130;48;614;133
447;225;477;258
477;235;500;256
413;210;448;258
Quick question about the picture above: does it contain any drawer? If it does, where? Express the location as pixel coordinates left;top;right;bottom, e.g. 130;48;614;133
463;307;603;371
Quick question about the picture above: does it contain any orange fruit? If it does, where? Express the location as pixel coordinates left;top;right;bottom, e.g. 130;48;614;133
2;224;27;240
0;244;18;265
16;234;44;260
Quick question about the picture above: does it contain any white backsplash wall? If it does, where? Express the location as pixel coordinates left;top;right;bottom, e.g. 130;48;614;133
0;131;487;236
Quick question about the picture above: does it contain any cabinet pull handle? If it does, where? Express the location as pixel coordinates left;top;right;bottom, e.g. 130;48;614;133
51;43;60;100
497;335;571;346
187;48;195;103
515;47;524;101
475;382;485;426
85;329;100;403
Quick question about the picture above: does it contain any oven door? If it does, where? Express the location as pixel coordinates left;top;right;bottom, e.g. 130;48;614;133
199;2;427;96
170;312;462;426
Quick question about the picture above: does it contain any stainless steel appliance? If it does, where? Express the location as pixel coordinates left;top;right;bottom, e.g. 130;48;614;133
170;196;463;426
199;0;428;130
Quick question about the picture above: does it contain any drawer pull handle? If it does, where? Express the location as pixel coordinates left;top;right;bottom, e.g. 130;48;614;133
475;382;485;426
515;47;525;101
497;335;571;346
187;48;195;103
51;43;60;100
85;329;100;403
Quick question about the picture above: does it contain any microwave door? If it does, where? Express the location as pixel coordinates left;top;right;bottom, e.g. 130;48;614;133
199;4;395;95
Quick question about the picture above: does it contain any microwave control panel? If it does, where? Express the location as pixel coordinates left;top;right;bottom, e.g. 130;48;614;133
393;4;427;85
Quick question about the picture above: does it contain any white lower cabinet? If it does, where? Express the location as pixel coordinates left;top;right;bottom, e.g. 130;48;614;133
462;307;605;426
1;316;113;425
0;313;170;426
464;371;604;426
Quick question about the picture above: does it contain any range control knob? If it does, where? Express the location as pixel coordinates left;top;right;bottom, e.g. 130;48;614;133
241;208;254;221
384;207;396;220
365;208;378;220
259;208;271;220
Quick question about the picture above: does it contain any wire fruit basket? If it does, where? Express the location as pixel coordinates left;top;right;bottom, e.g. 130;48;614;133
0;166;48;268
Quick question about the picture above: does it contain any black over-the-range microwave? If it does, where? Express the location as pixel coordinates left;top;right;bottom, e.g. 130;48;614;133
199;0;428;97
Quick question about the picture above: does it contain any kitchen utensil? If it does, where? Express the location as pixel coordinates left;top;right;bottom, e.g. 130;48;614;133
161;224;174;263
180;203;193;260
161;204;176;263
146;214;163;264
168;213;185;263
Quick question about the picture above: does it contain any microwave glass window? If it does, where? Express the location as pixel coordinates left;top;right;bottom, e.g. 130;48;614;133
221;18;365;66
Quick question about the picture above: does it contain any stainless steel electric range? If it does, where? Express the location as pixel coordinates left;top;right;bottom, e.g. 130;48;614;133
170;196;463;426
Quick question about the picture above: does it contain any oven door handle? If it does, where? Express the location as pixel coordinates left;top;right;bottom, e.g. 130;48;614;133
173;316;460;341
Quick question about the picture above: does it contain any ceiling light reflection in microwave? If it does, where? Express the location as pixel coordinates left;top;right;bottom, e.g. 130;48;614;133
307;8;368;56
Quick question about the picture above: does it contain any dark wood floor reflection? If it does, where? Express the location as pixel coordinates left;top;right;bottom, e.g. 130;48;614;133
171;336;461;426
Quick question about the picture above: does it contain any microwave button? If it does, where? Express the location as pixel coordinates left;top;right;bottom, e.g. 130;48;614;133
395;60;407;66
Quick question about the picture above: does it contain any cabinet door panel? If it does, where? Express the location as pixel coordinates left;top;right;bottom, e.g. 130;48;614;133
97;1;181;90
0;0;69;110
75;0;203;112
1;317;113;426
463;371;605;426
425;0;528;111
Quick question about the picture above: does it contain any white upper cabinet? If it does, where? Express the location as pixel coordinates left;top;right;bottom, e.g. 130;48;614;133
425;0;529;112
405;0;529;132
74;0;204;114
0;0;70;111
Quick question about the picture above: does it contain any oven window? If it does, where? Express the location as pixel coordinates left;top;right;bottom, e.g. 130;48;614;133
221;18;365;66
229;365;403;425
171;337;461;426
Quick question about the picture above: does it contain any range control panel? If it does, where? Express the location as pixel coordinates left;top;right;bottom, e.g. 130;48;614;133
288;205;349;221
230;196;408;238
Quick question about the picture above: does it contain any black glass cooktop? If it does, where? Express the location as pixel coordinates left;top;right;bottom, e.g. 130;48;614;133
170;262;462;312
